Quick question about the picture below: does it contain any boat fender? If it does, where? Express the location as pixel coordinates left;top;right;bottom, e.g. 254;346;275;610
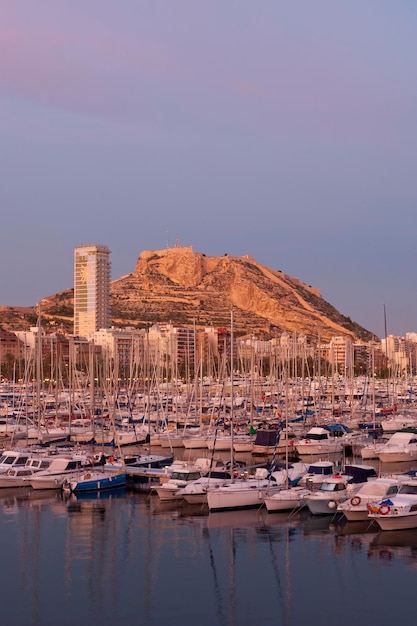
305;439;311;444
379;503;391;516
350;496;361;506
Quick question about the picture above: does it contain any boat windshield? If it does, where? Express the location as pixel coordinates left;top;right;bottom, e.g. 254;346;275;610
320;482;346;492
170;471;201;481
1;455;29;465
399;484;417;495
307;434;328;441
15;456;29;465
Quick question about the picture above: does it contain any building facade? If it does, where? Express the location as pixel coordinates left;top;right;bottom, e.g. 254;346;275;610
74;245;111;337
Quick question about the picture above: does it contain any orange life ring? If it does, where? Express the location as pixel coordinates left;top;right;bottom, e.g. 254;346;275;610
350;496;361;506
108;456;115;463
379;503;391;516
289;440;295;446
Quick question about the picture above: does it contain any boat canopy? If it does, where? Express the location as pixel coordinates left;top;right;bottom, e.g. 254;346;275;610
254;429;279;446
344;464;377;483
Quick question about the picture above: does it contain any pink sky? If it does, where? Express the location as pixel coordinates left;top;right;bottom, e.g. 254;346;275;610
1;1;417;336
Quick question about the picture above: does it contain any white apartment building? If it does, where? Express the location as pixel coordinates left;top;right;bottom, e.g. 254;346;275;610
74;245;111;337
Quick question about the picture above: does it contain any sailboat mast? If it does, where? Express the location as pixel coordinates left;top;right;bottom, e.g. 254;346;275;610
383;304;390;404
230;308;234;471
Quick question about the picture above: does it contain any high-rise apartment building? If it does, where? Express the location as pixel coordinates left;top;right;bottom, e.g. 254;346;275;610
74;244;111;337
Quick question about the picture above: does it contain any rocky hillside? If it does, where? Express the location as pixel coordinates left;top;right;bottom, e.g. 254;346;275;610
1;246;374;341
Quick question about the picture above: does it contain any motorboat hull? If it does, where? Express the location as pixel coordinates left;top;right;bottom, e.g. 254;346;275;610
207;479;279;512
67;472;126;493
371;513;417;531
265;487;310;512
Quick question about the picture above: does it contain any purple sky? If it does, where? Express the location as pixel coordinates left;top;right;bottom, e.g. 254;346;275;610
1;1;417;338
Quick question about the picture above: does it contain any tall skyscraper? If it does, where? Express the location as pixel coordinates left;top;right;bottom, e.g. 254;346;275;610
74;244;111;337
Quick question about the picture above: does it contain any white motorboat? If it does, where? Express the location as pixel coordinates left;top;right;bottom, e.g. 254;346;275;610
360;438;389;460
337;477;401;521
0;449;34;474
376;429;417;463
153;459;211;501
305;475;355;515
0;467;37;488
380;414;417;433
176;469;233;504
299;460;336;490
265;486;311;512
206;467;289;512
29;453;93;490
368;479;417;530
295;426;345;456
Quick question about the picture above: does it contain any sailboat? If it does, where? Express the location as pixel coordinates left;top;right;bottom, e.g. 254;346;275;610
206;310;283;512
265;350;311;512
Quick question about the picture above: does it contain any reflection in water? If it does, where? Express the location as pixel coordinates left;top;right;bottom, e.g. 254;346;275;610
1;490;417;625
368;529;417;566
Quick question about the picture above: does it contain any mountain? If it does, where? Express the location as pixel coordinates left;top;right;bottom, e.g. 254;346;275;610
1;246;374;342
53;246;375;341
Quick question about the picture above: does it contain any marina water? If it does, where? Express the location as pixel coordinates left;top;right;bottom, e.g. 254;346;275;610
2;483;417;626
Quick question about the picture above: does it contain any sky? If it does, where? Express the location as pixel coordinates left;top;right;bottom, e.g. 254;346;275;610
1;1;417;339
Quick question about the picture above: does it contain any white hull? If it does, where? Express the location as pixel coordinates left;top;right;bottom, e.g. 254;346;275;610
70;432;94;443
368;484;417;530
252;445;275;455
306;494;346;515
378;450;417;463
182;492;208;504
0;476;32;488
30;475;69;490
265;487;309;512
206;437;232;451
154;486;183;501
94;431;115;445
296;443;342;456
207;479;278;511
341;507;370;522
380;417;417;433
233;441;254;453
372;514;417;531
360;445;382;460
177;474;232;504
159;436;184;449
182;437;208;449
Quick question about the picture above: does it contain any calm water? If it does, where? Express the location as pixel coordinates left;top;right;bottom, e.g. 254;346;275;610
1;483;417;626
